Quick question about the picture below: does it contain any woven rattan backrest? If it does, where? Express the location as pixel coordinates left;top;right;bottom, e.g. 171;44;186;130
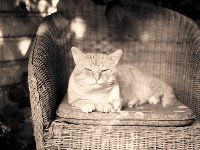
29;1;200;127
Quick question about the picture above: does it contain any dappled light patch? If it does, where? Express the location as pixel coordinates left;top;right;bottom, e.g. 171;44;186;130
47;6;57;15
38;0;59;17
51;0;59;7
15;0;59;17
18;37;32;56
36;23;49;36
140;31;150;41
70;17;86;39
0;30;4;46
37;0;50;17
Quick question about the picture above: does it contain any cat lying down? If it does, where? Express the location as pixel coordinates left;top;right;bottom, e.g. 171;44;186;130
68;47;177;113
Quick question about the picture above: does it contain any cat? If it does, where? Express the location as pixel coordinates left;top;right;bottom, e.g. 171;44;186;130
67;47;177;113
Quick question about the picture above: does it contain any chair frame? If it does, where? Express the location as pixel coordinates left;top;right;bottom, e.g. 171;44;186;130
28;2;200;150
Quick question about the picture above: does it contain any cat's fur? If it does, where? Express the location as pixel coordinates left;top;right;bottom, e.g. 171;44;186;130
68;47;177;113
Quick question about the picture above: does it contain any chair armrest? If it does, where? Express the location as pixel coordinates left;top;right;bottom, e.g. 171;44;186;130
28;13;73;148
189;26;200;120
28;22;58;129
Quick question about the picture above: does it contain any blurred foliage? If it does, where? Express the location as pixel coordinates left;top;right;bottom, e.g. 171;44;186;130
11;0;200;19
0;72;35;150
92;0;200;19
0;104;35;150
15;0;58;17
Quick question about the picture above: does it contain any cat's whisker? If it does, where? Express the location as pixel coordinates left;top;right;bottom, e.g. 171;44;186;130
76;78;86;81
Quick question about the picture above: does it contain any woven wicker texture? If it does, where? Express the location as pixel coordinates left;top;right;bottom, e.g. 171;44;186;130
44;121;200;150
28;0;200;149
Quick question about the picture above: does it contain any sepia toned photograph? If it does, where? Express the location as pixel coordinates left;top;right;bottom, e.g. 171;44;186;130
0;0;200;149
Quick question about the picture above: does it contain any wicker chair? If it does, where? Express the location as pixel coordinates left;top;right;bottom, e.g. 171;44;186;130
28;1;200;150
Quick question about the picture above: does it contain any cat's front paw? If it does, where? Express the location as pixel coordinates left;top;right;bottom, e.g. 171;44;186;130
149;95;160;105
81;103;96;113
96;103;113;113
112;100;122;112
128;99;139;108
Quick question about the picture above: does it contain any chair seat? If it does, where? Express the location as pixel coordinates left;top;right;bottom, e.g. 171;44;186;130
44;119;200;150
56;96;195;127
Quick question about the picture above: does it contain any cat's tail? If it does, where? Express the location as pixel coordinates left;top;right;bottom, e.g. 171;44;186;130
162;87;177;107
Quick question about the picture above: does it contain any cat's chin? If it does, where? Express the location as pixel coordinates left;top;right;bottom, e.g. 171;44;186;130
91;83;104;88
88;84;103;89
89;83;107;87
89;83;115;89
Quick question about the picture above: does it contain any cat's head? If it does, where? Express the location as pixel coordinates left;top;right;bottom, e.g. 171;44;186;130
71;47;122;88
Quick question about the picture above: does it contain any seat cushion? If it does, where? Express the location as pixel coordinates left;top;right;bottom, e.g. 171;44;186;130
56;96;196;127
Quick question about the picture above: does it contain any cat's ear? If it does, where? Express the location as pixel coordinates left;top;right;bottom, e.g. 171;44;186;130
109;49;122;65
71;47;85;64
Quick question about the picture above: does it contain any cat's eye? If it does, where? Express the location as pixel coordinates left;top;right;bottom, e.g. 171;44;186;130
101;69;109;72
84;68;92;71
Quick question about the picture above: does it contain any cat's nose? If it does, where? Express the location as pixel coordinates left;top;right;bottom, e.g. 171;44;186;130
93;73;100;81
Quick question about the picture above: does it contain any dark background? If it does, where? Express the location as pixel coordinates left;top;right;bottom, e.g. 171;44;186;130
91;0;200;19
